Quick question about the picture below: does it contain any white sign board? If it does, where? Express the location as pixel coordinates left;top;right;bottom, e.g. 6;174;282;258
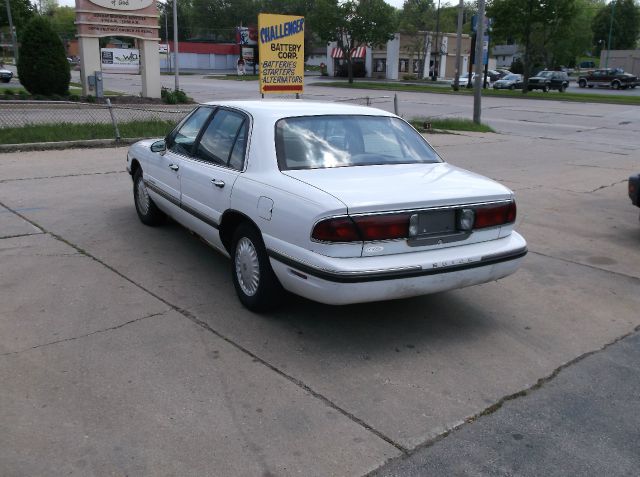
101;48;140;73
88;0;154;11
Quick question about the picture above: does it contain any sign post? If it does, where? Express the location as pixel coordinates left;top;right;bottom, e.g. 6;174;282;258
75;0;160;97
258;13;304;96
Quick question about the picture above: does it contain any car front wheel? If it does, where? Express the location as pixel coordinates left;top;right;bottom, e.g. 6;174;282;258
231;223;283;311
542;84;549;93
133;169;165;226
612;81;621;90
578;79;586;88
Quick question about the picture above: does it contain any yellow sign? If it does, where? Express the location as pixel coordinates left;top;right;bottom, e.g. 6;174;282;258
258;14;304;94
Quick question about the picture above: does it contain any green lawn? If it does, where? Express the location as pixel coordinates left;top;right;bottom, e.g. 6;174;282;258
0;120;177;144
410;117;495;133
316;81;640;106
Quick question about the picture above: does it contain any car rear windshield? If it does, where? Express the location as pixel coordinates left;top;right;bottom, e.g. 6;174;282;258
275;115;441;170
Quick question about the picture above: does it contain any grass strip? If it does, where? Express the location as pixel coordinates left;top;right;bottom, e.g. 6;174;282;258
0;119;177;144
316;81;640;106
410;117;494;133
204;74;259;81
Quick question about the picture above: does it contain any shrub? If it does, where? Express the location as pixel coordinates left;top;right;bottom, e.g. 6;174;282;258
18;91;28;100
85;94;95;103
163;91;177;104
69;94;80;102
402;74;418;81
4;88;15;95
174;89;188;103
17;16;70;96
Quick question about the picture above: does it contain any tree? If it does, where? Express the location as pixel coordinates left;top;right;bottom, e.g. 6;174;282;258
311;0;397;83
489;0;578;92
17;16;70;96
592;0;640;53
47;5;77;43
0;0;35;41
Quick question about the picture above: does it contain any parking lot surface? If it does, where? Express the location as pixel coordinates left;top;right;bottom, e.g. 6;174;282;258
1;102;639;475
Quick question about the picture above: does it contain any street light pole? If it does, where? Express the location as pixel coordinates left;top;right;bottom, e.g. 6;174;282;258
172;0;179;91
473;0;486;124
431;0;441;81
453;0;464;91
605;0;615;68
5;0;19;64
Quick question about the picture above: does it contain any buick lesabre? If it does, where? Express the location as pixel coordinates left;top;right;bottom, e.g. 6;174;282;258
126;101;526;311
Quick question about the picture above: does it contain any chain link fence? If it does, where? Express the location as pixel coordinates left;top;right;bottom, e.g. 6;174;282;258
0;95;399;145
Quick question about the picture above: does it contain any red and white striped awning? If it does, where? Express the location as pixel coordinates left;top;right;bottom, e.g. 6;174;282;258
331;46;366;59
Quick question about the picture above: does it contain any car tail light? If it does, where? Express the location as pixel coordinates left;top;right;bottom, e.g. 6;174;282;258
312;214;410;242
474;202;516;229
312;217;361;242
352;214;410;241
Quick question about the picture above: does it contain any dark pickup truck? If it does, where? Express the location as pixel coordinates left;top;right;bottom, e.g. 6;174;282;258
578;68;639;90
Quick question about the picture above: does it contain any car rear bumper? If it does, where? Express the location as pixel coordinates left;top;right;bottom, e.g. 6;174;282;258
268;232;527;305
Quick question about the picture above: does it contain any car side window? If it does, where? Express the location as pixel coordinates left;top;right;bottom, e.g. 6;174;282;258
195;109;247;170
169;107;212;156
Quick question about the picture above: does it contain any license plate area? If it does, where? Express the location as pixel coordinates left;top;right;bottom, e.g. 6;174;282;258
407;209;470;247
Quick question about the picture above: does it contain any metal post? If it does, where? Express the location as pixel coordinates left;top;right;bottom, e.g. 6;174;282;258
473;0;486;124
605;0;615;68
5;0;18;64
106;98;121;141
172;0;179;91
432;0;441;81
453;0;464;90
165;5;171;72
393;93;399;115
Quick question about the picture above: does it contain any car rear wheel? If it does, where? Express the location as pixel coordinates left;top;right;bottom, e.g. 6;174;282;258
558;84;566;92
578;79;586;88
542;84;549;93
509;84;515;90
231;223;283;312
133;169;165;226
612;81;621;90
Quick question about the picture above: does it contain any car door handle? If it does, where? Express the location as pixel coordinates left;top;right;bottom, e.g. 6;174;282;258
211;179;225;188
168;164;179;171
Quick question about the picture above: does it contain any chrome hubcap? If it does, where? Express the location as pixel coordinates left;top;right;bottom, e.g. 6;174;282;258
235;237;260;296
136;178;150;215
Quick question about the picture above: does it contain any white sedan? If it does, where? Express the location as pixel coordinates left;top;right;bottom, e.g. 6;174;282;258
127;101;526;311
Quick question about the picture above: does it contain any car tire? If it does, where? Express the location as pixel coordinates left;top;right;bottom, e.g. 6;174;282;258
133;169;165;226
612;81;621;90
1;78;9;83
231;223;283;312
527;87;533;91
509;84;515;90
588;84;594;88
558;84;566;93
542;84;549;93
578;79;586;88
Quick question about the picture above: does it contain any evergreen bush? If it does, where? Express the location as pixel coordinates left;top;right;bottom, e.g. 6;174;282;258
17;16;70;96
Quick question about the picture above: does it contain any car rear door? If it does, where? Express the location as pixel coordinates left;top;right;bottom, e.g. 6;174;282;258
179;108;249;241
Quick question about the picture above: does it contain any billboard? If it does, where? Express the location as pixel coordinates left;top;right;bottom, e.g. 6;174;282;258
101;48;140;73
258;13;304;94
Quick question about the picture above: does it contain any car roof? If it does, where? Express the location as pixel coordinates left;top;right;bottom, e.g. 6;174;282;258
200;100;396;122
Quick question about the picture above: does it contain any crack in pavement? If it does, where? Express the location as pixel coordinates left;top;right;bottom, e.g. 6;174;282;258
0;199;410;455
0;311;167;357
529;250;640;282
0;231;45;240
0;170;125;184
365;324;640;476
586;178;629;194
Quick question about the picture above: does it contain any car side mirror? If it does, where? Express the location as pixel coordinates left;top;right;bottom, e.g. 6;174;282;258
150;140;166;154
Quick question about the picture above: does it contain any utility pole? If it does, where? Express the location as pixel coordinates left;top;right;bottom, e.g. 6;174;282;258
5;0;18;64
172;0;179;91
431;0;441;81
453;0;463;91
605;0;615;68
473;0;486;124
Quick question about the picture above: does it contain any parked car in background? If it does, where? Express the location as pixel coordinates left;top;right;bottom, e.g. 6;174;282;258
495;68;511;78
126;101;526;310
486;69;503;82
630;174;640;220
0;67;13;83
577;68;639;90
493;73;523;90
527;70;570;92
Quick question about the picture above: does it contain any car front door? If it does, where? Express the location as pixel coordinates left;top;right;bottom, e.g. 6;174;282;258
179;108;249;250
144;106;213;208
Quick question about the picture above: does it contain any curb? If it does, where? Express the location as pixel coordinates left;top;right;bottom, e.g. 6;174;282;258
0;137;143;153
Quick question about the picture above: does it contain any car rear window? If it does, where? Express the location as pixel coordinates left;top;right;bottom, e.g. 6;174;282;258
275;115;441;170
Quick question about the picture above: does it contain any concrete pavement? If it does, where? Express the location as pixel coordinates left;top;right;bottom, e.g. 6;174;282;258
1;115;639;475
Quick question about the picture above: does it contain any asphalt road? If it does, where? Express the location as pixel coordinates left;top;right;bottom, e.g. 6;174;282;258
1;94;639;475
